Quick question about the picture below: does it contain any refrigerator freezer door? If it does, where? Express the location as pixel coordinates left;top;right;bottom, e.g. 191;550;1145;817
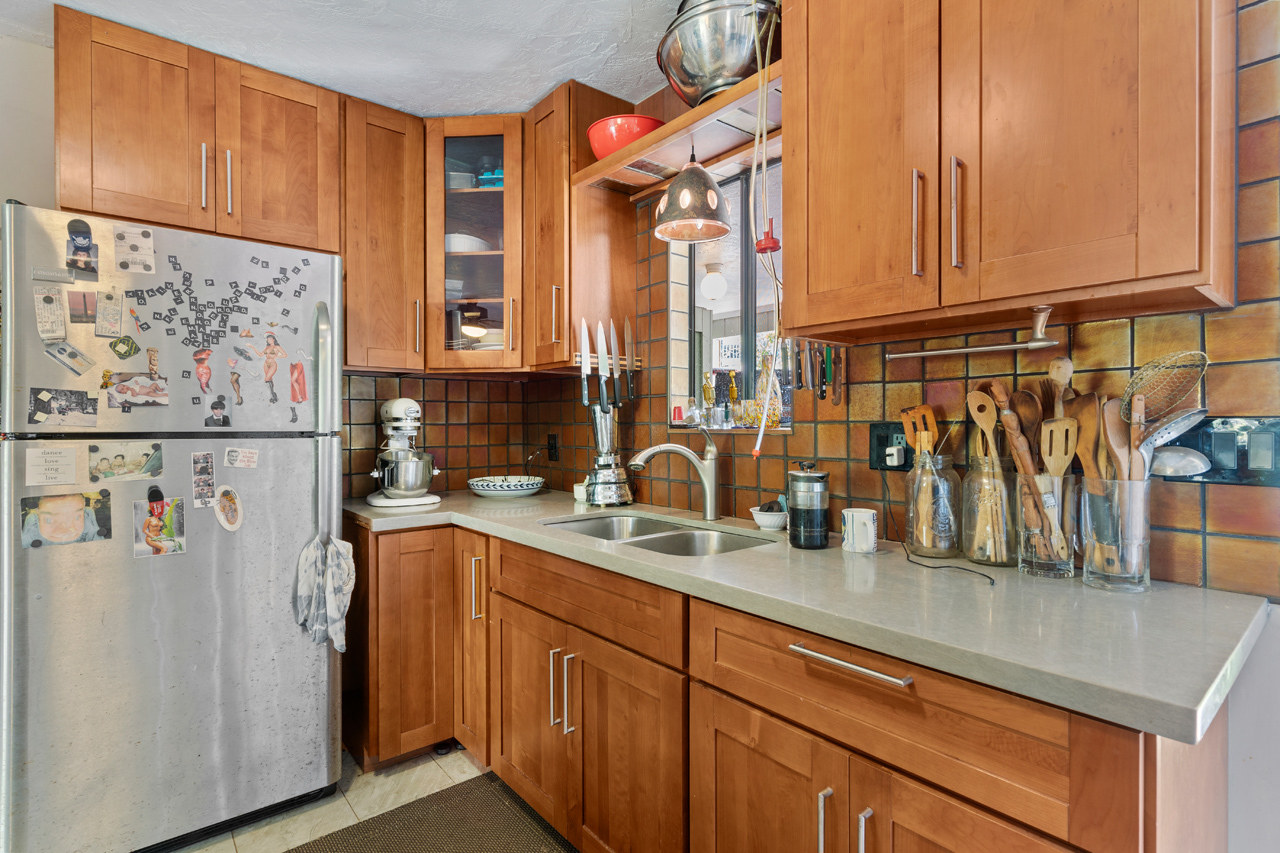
1;205;342;435
2;437;340;853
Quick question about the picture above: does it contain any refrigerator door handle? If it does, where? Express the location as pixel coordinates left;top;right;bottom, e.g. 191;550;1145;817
316;301;333;435
0;440;14;852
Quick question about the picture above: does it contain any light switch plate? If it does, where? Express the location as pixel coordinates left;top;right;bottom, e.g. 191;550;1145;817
869;422;915;471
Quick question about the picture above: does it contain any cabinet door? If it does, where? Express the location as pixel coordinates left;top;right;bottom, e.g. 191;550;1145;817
490;593;570;834
942;0;1201;304
342;98;426;371
782;0;940;329
882;775;1072;853
453;529;489;765
690;684;850;853
426;115;524;370
375;528;454;761
524;86;571;368
566;627;687;853
55;7;215;230
215;58;340;251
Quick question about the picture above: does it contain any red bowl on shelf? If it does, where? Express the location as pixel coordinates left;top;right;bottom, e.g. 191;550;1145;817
587;114;666;160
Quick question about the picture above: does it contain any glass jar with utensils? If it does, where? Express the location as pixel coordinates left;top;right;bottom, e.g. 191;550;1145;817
1014;472;1078;577
904;448;962;558
961;457;1016;566
1081;478;1150;592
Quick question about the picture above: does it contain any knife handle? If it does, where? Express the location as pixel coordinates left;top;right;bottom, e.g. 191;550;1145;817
582;376;590;408
613;372;623;408
625;367;634;400
796;348;805;389
598;372;611;414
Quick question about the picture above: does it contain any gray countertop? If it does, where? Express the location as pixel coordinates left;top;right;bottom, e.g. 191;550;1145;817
343;491;1270;745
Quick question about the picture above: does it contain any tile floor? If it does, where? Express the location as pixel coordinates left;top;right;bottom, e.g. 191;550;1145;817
172;747;484;853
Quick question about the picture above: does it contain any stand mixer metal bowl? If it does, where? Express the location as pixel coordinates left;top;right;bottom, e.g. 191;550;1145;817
373;448;437;499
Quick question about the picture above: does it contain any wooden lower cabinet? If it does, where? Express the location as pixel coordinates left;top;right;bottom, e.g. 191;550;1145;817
491;592;687;852
342;523;454;770
453;529;490;765
692;683;1071;853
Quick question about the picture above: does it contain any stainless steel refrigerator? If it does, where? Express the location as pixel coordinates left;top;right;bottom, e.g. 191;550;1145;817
0;203;343;853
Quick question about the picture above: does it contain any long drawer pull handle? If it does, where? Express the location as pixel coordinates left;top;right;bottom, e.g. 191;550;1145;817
551;285;561;344
950;156;964;269
817;787;834;853
858;807;874;853
911;168;923;276
562;653;576;734
549;648;562;726
470;556;481;620
226;150;233;215
201;143;207;209
509;297;516;351
415;300;421;353
789;642;914;688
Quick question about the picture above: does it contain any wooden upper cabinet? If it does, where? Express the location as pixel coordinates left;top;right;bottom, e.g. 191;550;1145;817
425;115;524;370
55;6;216;230
342;97;425;371
215;58;340;252
524;81;633;370
941;0;1218;306
782;0;941;330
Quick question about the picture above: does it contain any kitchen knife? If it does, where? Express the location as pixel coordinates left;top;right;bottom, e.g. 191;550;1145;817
802;341;813;390
579;318;591;408
624;317;635;400
817;345;827;400
595;322;612;414
795;344;805;389
832;348;843;406
610;319;624;408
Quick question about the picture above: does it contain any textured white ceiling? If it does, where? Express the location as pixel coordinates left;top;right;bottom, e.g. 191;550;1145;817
0;0;674;116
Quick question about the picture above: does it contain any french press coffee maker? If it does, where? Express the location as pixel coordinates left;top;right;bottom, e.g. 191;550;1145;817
787;461;830;549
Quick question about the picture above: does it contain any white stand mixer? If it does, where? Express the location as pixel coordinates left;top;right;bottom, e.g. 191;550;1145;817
366;398;443;507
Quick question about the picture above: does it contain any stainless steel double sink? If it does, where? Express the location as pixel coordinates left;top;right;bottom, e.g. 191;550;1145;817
542;514;773;557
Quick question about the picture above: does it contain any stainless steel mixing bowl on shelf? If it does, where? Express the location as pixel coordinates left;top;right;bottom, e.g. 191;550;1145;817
656;0;781;107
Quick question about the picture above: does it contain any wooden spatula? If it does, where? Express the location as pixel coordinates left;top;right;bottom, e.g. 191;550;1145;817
966;391;1001;459
1040;417;1077;560
1102;398;1130;481
901;405;939;454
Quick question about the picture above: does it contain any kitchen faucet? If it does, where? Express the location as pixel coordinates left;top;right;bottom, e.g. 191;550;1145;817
628;425;720;521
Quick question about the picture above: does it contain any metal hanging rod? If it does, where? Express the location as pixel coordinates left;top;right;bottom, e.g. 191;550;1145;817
884;306;1059;361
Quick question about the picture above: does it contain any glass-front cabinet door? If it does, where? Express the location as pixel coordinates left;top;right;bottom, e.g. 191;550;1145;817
426;115;523;369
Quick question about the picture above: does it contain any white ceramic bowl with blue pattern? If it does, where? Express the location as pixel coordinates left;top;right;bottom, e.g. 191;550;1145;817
468;475;545;499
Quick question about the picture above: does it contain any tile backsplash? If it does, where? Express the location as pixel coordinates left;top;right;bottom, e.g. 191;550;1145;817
346;2;1280;599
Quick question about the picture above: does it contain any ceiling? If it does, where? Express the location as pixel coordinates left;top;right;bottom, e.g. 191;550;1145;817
0;0;674;116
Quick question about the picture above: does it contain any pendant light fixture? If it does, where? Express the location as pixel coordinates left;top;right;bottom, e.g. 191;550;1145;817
458;305;490;338
654;147;731;243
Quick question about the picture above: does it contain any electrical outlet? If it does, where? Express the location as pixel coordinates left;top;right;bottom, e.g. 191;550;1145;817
547;434;559;462
869;422;915;471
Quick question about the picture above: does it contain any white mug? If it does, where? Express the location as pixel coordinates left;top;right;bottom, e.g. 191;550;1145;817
842;508;878;553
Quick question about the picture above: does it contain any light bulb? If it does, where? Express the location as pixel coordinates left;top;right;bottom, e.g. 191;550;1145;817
700;263;728;301
460;323;486;339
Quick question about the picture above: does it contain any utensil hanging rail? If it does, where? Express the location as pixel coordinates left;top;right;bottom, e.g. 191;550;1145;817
885;306;1059;361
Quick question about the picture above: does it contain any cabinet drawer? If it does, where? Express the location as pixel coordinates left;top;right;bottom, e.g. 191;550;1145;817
689;600;1140;853
492;540;686;669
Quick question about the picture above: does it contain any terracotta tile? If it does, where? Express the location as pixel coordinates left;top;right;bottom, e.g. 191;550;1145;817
849;464;884;500
885;341;923;381
848;344;884;383
788;423;815;458
885;383;923;417
760;457;786;493
850;423;871;460
650;478;670;507
1016;325;1069;373
1206;484;1280;536
817;423;848;459
826;462;850;499
1239;180;1280;243
374;376;400;400
924;380;966;423
1205;301;1280;363
468;382;489;402
1206;536;1280;596
1149;530;1204;586
967;332;1016;377
1240;58;1280;125
447;425;467;446
1240;121;1280;186
923;336;967;380
793;388;815;422
447;402;467;423
1150;479;1203;530
1206;362;1280;415
886;504;908;541
1240;1;1280;66
350;400;376;424
817;394;850;422
1069;370;1132;403
489;382;508;402
847;384;885;421
734;454;758;488
348;375;375;400
1133;314;1202;366
1238;240;1280;301
1072;319;1131;371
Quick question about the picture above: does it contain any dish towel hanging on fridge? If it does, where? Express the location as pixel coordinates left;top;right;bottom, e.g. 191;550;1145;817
294;534;355;652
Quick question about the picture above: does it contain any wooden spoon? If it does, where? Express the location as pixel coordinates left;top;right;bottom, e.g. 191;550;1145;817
990;380;1055;561
1047;356;1075;418
1102;398;1130;481
1097;395;1113;479
1010;390;1043;467
966;391;1001;460
1063;393;1102;485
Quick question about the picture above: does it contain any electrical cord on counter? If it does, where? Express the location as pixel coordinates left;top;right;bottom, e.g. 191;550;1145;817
880;468;996;585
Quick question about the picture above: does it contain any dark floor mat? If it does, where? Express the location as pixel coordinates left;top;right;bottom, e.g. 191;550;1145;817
285;772;575;853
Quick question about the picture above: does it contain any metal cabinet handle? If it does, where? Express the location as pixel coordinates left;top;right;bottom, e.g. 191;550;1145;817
509;297;516;351
817;787;834;853
950;156;964;269
789;642;914;688
562;653;576;734
415;300;421;353
857;808;873;853
201;143;207;209
549;648;562;726
551;285;561;343
911;168;923;276
470;556;482;620
226;150;233;215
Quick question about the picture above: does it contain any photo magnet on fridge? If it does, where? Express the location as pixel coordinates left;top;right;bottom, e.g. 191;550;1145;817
114;226;155;273
223;447;258;468
65;218;98;274
88;441;162;483
133;490;185;558
43;342;96;376
108;336;140;359
191;452;215;507
28;388;97;427
21;490;112;549
95;288;123;337
104;374;169;407
214;486;242;532
67;291;96;324
205;396;231;427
